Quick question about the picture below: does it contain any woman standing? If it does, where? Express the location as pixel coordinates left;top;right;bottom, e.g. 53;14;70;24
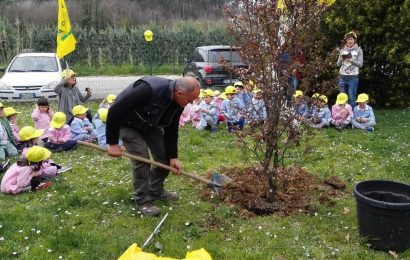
337;31;363;108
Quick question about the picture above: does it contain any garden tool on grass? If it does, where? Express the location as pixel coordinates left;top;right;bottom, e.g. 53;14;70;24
77;141;221;188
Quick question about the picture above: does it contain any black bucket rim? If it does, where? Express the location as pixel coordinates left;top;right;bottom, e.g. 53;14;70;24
353;179;410;210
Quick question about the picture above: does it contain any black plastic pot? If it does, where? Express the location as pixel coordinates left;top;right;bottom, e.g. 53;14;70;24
353;180;410;252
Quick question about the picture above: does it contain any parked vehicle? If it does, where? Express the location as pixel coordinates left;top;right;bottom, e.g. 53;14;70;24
183;45;247;88
0;52;66;100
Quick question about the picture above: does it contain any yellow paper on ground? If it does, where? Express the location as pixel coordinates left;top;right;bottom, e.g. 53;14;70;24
118;243;212;260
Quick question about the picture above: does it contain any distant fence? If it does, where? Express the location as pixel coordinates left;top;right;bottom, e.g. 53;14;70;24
0;26;233;66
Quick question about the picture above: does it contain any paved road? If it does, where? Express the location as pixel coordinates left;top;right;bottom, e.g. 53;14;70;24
76;75;180;100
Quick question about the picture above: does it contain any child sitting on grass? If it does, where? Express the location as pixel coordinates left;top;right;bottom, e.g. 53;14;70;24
4;107;21;146
70;105;97;142
247;88;266;125
293;90;307;119
45;112;77;152
0;103;18;163
222;85;245;132
196;89;218;132
31;97;54;140
100;94;116;109
307;95;331;129
352;93;376;132
1;146;53;194
19;126;70;178
331;93;353;131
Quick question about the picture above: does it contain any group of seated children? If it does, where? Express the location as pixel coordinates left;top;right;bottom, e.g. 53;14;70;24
295;91;376;131
179;81;266;132
179;79;375;133
0;93;118;194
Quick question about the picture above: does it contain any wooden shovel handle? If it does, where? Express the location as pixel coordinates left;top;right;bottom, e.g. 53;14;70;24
77;141;220;187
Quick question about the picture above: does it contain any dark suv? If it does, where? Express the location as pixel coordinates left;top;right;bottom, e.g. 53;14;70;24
183;45;247;88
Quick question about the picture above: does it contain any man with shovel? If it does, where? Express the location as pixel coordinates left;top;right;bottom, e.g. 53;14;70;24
106;76;200;216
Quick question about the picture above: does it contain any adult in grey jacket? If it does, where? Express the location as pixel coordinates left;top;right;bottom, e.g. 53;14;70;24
53;69;91;123
336;31;363;108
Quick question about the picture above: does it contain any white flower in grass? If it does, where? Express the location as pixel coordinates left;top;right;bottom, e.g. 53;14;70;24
12;252;17;255
0;224;2;228
19;229;23;233
102;201;109;205
258;226;262;230
36;230;41;234
24;236;28;240
47;249;52;253
187;245;191;249
59;256;63;259
0;237;4;241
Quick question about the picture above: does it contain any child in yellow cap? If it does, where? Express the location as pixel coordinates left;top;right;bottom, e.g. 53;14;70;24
93;108;123;148
221;85;245;132
70;105;97;142
4;107;21;144
308;95;331;129
45;112;77;152
196;89;218;132
331;93;353;131
292;90;308;119
1;146;52;194
0;103;18;164
100;94;117;109
19;126;70;177
352;93;376;132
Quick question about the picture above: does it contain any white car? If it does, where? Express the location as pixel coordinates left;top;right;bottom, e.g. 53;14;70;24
0;52;65;100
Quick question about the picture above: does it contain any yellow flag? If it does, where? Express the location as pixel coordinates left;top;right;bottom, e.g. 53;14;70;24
57;0;77;59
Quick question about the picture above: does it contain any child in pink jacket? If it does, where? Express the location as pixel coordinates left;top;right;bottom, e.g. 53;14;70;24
31;98;54;140
44;112;77;152
331;93;353;131
1;146;51;194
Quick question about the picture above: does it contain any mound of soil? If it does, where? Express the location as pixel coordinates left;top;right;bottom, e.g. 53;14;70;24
199;166;346;216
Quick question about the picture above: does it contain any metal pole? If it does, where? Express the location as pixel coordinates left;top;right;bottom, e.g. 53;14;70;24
142;213;169;248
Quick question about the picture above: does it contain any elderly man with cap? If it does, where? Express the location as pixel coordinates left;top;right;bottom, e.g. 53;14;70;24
54;69;92;123
106;76;200;216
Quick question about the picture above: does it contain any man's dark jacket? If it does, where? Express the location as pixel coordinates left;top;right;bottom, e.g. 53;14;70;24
106;76;183;159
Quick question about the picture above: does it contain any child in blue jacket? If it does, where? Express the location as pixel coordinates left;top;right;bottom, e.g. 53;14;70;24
352;93;376;132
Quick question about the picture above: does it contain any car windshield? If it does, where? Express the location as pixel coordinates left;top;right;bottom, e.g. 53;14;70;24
208;50;243;63
8;56;58;72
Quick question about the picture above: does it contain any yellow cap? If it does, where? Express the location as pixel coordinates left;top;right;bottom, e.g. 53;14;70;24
319;95;328;104
213;90;221;96
98;108;109;123
106;94;116;104
247;80;254;86
203;89;214;97
19;126;44;141
50;112;66;128
356;93;369;103
293;90;303;98
234;81;244;88
311;93;321;99
72;105;88;116
3;107;21;117
252;88;262;94
26;146;51;163
220;92;227;100
61;69;76;79
225;85;236;94
336;93;348;105
144;30;153;42
0;103;3;108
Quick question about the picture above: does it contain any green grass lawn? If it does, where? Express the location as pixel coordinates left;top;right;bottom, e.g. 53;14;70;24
0;102;409;259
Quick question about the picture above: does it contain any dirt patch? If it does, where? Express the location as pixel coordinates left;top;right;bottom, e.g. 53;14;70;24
199;166;346;217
